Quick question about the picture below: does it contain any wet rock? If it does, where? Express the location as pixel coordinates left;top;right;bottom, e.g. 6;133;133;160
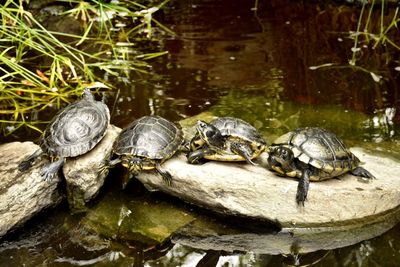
172;204;400;254
136;148;400;230
81;191;195;245
0;125;121;237
63;125;121;211
0;142;62;238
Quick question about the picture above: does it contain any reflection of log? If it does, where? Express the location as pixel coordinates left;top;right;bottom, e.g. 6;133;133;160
137;148;400;230
172;206;400;254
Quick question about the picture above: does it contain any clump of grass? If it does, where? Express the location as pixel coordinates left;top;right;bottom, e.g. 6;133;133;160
0;0;171;136
310;1;400;82
349;0;400;66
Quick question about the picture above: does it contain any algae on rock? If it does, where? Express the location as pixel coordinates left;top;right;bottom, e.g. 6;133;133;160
81;191;195;245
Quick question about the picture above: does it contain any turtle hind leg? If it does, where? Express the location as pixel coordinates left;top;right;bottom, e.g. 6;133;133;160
18;149;43;171
296;169;311;206
230;142;257;165
155;163;172;186
40;157;65;181
351;166;376;182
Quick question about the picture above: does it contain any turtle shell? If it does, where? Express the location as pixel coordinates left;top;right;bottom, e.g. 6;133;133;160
190;117;266;161
270;127;360;180
114;115;183;160
211;117;266;145
41;90;110;158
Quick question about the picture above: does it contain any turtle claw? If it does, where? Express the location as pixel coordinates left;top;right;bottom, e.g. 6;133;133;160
246;158;258;166
40;157;64;182
40;169;58;182
296;170;310;206
351;166;376;180
161;171;173;186
98;163;109;177
296;192;306;207
155;163;173;186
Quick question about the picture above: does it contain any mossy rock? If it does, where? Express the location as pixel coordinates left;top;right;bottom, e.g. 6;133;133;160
81;191;194;245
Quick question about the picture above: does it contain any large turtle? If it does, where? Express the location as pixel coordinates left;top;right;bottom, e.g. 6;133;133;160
187;117;267;165
267;127;375;206
18;89;110;180
103;115;184;186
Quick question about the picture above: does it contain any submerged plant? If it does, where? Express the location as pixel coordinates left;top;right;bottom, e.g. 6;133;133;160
0;0;170;136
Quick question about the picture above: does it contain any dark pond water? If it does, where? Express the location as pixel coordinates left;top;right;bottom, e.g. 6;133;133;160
1;0;400;266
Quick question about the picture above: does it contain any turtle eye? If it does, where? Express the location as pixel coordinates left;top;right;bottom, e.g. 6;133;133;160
198;121;207;129
279;148;288;157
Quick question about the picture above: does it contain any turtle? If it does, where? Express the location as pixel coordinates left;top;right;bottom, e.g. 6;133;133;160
103;115;184;186
18;89;110;181
267;127;375;206
187;117;267;165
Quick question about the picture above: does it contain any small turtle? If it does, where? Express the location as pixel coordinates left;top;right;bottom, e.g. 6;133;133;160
18;89;110;180
187;117;266;165
267;127;375;206
103;115;184;186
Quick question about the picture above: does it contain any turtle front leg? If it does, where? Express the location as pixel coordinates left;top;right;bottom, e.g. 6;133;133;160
18;149;43;171
40;157;65;181
155;163;173;186
230;142;257;165
98;157;121;176
187;147;213;164
296;169;311;206
351;166;376;182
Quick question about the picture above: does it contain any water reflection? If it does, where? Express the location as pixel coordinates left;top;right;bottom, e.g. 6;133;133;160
0;186;399;266
152;0;400;126
2;0;400;266
97;0;400;264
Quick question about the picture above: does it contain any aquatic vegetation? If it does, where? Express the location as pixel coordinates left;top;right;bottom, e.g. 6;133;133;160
349;0;400;65
310;1;400;81
0;0;170;135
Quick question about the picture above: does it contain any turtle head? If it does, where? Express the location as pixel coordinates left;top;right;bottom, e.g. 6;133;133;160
122;157;143;174
269;146;294;171
82;88;95;101
196;120;224;148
